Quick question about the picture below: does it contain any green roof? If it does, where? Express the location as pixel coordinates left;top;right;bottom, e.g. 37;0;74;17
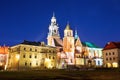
82;42;99;48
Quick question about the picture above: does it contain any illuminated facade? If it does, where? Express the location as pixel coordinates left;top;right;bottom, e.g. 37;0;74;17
47;13;64;69
47;14;103;68
7;14;103;70
74;31;103;67
47;13;62;47
63;23;75;65
0;46;9;70
103;42;120;68
7;40;57;70
82;43;103;67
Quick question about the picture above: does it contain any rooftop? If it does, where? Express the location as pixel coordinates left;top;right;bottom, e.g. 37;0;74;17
82;42;99;48
65;23;71;30
103;42;120;50
21;40;45;46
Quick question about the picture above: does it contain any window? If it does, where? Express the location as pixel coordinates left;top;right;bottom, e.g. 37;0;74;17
35;55;37;58
113;57;115;60
30;63;32;66
30;48;32;51
9;55;11;59
35;49;37;52
25;62;27;66
110;58;112;60
106;58;108;61
24;48;26;50
98;61;100;65
29;55;32;58
106;53;107;56
36;62;38;65
109;53;111;55
113;52;115;55
70;45;72;48
49;56;51;59
71;59;72;63
23;54;25;58
53;56;55;59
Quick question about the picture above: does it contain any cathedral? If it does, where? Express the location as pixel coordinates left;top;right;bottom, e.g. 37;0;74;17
47;13;103;68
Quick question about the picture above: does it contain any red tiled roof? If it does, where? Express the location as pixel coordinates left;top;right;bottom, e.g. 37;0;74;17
103;42;120;50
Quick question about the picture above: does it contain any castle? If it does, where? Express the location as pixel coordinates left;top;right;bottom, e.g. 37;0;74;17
6;13;103;70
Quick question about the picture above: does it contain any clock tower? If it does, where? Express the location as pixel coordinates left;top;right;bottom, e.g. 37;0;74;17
47;13;60;46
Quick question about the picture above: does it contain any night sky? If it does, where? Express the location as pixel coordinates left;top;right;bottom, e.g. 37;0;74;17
0;0;120;47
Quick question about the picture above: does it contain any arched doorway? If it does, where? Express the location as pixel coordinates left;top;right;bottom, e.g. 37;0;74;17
112;62;118;68
107;63;111;68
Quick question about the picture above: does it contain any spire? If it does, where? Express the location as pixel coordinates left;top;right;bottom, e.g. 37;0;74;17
51;12;56;23
75;29;77;35
48;13;60;37
65;22;71;30
75;29;78;39
53;12;55;17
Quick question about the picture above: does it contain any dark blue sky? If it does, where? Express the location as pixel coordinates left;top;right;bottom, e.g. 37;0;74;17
0;0;120;47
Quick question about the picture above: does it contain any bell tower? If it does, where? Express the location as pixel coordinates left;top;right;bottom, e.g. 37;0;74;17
47;13;60;46
63;23;75;65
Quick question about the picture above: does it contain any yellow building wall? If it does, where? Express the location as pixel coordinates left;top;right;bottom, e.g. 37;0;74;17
103;48;120;68
8;44;57;70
